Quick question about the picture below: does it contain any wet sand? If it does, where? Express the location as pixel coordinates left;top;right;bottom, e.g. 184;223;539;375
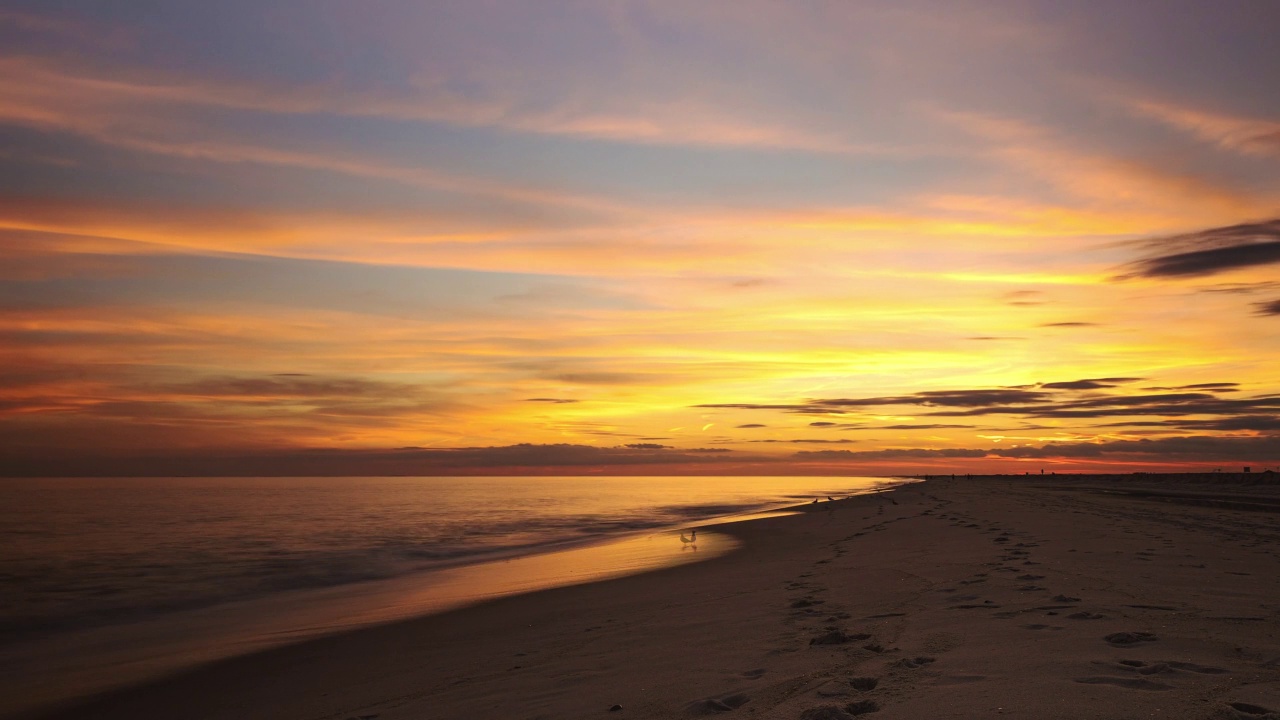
22;475;1280;720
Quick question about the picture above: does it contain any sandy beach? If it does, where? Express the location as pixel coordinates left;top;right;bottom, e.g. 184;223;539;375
23;475;1280;720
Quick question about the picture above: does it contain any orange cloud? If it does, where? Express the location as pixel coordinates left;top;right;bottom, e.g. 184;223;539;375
937;110;1270;224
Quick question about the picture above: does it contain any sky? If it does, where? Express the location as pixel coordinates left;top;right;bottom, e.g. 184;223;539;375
2;0;1279;476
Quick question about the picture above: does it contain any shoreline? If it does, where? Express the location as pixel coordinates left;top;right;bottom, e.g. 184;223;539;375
1;481;905;720
19;474;1280;719
0;519;745;720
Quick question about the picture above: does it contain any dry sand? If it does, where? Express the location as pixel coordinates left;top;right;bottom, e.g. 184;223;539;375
24;475;1280;720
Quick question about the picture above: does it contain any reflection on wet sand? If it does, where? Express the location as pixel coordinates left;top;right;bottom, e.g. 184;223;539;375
1;528;739;719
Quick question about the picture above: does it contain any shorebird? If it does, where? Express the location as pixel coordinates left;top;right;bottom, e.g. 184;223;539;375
680;529;698;548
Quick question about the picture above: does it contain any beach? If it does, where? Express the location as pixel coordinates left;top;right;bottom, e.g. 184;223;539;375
23;475;1280;720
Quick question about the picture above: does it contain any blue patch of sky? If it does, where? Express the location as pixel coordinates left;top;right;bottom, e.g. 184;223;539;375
0;253;649;318
0;106;973;217
6;1;624;91
135;101;974;211
0;125;588;231
3;0;372;85
0;128;216;201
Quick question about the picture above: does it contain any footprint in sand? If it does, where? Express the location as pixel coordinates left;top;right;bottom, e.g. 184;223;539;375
686;693;750;713
816;680;852;698
845;699;880;715
741;668;767;679
1116;659;1228;675
848;677;879;691
1227;702;1280;719
800;701;880;719
935;675;986;685
810;630;872;645
891;656;936;669
1104;631;1158;646
1073;676;1173;691
816;676;880;698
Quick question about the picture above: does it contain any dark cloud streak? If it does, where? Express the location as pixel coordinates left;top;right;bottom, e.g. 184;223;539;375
695;377;1280;430
1125;220;1280;279
794;435;1280;462
1042;377;1143;390
1255;299;1280;316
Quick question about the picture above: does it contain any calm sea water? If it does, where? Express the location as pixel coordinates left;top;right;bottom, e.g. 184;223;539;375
0;475;893;647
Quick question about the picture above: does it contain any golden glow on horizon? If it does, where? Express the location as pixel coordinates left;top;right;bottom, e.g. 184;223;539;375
1;3;1278;474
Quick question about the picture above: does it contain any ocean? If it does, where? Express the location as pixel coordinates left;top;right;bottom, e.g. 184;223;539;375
0;475;901;714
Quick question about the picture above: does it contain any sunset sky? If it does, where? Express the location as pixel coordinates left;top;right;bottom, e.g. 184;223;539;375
2;1;1279;476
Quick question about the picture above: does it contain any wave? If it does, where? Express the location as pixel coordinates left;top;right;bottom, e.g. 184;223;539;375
0;476;896;647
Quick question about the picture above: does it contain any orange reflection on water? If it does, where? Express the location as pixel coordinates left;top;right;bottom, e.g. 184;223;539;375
0;528;739;718
361;528;740;625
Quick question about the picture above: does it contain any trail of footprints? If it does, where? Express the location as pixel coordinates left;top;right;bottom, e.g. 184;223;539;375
931;498;1279;717
788;499;957;718
683;500;953;718
685;492;1278;718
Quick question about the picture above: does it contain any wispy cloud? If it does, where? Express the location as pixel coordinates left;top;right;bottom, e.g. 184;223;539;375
0;55;873;156
1130;99;1280;157
938;110;1268;223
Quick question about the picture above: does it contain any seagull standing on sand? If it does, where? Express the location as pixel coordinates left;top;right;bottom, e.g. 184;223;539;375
680;529;697;548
